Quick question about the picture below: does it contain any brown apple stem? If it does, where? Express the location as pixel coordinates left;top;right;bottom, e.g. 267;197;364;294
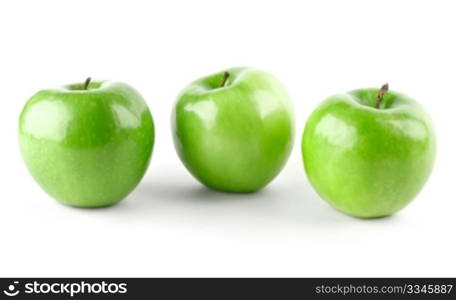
374;83;389;108
83;77;92;90
220;71;229;87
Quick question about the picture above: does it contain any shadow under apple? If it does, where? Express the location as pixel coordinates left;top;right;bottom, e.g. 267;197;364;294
103;169;369;229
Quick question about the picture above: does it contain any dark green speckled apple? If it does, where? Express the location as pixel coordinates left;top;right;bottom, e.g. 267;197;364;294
172;67;294;193
302;84;436;218
19;79;154;207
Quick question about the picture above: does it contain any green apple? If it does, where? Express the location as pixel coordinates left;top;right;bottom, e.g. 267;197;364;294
302;84;436;218
172;67;294;192
19;78;154;207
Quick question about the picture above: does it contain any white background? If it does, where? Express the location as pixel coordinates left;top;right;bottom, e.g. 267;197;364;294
0;0;455;277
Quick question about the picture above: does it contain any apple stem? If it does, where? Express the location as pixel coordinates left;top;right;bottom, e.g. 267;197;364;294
220;71;230;88
374;83;389;109
83;77;92;90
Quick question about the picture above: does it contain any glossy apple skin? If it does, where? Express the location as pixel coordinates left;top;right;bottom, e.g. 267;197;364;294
172;67;294;192
19;81;154;207
302;89;436;218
